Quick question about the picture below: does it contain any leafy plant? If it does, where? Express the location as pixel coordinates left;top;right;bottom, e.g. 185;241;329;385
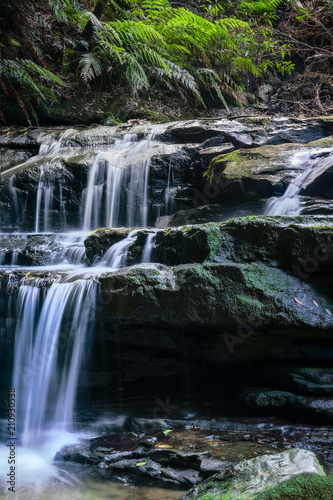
76;0;293;106
0;58;63;124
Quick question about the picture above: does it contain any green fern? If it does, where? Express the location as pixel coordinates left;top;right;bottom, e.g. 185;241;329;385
80;0;287;105
79;53;103;83
47;0;84;22
0;58;63;124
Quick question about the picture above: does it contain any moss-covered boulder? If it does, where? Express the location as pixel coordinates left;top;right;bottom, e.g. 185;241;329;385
97;260;333;332
204;137;333;202
180;448;326;500
85;216;333;275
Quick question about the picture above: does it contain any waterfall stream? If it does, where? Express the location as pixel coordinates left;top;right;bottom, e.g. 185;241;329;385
0;124;170;493
13;279;96;447
1;122;333;496
264;148;333;216
82;132;158;230
142;231;157;263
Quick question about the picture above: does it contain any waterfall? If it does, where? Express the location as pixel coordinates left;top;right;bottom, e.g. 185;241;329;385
97;231;138;268
10;251;18;265
8;177;20;225
142;232;157;263
265;148;333;216
13;279;96;447
35;170;54;233
0;252;5;265
50;233;88;266
34;130;77;233
82;132;157;230
164;159;176;216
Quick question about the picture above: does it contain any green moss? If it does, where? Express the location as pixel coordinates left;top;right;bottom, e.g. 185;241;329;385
197;494;223;500
236;294;264;314
308;136;333;148
241;264;288;295
256;472;333;499
186;263;220;283
204;142;315;184
205;223;221;260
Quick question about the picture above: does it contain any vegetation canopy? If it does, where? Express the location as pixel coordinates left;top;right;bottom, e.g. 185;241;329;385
0;0;331;123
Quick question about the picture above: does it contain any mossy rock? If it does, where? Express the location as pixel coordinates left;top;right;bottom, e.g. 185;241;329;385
205;138;333;200
256;471;333;499
180;449;325;500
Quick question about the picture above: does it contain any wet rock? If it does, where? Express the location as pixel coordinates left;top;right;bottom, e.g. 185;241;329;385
104;451;133;462
0;233;86;266
108;457;201;486
85;215;333;271
302;196;333;214
55;443;99;464
199;143;235;165
302;163;333;199
1;119;333;232
240;389;333;423
256;365;333;396
139;436;159;447
204;137;333;203
97;259;333;332
200;457;234;477
84;227;135;263
150;448;204;469
180;449;326;500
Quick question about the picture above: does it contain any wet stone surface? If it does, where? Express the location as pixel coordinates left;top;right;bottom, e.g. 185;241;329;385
55;416;333;489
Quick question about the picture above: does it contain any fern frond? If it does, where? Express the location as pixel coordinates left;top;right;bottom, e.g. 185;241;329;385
239;0;283;15
120;52;150;93
79;53;102;83
232;56;261;76
196;68;230;110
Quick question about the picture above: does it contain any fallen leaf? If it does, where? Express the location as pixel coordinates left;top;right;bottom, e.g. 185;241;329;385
233;485;238;489
326;309;332;315
312;300;319;307
294;297;304;306
136;462;146;467
25;271;30;278
163;429;172;436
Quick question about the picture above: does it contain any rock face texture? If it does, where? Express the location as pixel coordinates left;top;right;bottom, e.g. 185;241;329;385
2;216;333;423
1;118;333;425
1;116;333;231
180;448;326;500
81;217;333;423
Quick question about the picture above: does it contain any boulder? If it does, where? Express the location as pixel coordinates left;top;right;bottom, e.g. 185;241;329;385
239;389;333;424
180;448;326;500
96;260;333;333
204;137;333;203
254;365;333;396
2;119;333;232
0;233;86;266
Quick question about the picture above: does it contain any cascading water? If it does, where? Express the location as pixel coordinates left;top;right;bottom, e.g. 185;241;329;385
0;125;170;495
97;231;138;268
13;279;96;447
265;148;333;216
164;159;177;216
142;232;157;263
82;132;158;230
35;169;54;233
